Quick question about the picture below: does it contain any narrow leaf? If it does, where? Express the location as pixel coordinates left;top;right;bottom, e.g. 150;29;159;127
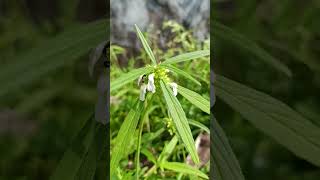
211;115;245;180
163;65;201;86
161;50;210;65
158;136;179;163
189;120;210;134
215;75;320;167
160;80;199;164
141;148;157;164
135;24;157;65
110;100;144;175
178;85;210;114
0;20;108;98
49;116;95;180
75;124;106;180
110;67;153;92
212;22;291;77
161;162;208;179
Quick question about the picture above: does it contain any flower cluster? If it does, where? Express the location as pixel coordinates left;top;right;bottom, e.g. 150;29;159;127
137;73;155;101
137;66;178;101
164;118;176;136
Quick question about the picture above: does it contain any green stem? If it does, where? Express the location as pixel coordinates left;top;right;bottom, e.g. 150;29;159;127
135;117;144;179
135;94;154;180
144;165;157;178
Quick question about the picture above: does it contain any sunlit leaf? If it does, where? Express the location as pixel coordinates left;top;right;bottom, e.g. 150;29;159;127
160;80;199;164
163;64;201;86
158;136;178;164
215;75;320;167
189;120;209;134
135;24;157;65
178;85;210;114
110;100;144;175
161;162;209;179
161;50;210;65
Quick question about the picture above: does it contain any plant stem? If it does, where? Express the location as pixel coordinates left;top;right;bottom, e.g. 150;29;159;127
144;165;157;178
135;94;154;180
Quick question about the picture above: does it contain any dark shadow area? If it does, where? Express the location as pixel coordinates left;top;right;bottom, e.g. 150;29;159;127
0;0;108;179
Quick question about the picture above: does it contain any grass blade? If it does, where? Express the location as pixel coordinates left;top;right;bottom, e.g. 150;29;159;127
161;50;210;65
161;162;209;179
162;65;201;86
134;24;157;65
110;66;153;92
110;100;144;175
211;115;245;180
215;75;320;167
178;85;210;114
160;80;199;164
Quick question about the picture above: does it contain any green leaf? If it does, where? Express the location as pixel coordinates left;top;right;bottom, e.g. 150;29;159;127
160;80;199;164
141;148;157;165
110;66;153;92
0;20;108;98
110;100;144;175
158;136;179;163
161;162;208;179
212;22;292;77
141;127;165;143
215;75;320;167
74;124;107;180
49;116;95;180
178;85;210;114
189;120;209;134
162;65;201;86
211;115;245;180
161;50;210;65
134;24;157;65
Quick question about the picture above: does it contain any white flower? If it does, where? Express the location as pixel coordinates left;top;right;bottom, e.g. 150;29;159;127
169;82;178;96
147;73;156;93
137;75;144;86
140;84;147;101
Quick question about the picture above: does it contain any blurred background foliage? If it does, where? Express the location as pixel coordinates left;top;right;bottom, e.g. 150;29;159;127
0;0;107;179
213;0;320;179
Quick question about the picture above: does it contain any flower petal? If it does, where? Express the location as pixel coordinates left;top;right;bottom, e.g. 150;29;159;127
170;82;178;96
140;84;147;101
147;73;156;93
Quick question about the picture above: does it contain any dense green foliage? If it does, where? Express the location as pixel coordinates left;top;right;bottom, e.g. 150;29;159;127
110;22;210;179
1;1;319;180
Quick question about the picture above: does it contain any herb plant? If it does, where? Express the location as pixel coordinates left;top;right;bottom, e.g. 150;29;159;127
110;23;210;179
